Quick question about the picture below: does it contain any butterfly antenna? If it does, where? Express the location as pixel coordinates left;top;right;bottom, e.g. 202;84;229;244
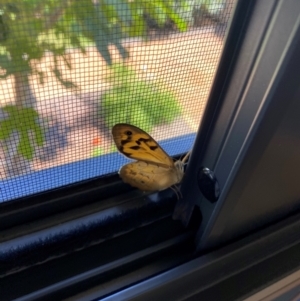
181;150;191;164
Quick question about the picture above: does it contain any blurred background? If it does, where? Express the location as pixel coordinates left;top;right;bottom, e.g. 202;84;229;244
0;0;235;199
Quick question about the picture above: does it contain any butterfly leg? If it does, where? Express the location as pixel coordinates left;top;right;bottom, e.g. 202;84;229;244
170;185;182;200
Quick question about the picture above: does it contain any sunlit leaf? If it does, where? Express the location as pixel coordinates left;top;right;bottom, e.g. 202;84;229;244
0;105;45;160
18;130;34;160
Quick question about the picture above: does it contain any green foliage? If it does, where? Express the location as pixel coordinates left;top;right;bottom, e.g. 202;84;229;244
0;0;188;73
0;0;80;86
65;0;187;65
172;0;196;26
0;105;44;159
102;64;181;133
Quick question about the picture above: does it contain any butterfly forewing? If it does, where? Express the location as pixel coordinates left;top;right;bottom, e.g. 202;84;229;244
112;124;174;168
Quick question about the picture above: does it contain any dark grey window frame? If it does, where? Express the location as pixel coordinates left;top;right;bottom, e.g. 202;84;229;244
176;0;300;250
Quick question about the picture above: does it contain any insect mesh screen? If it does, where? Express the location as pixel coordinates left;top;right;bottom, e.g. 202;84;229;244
0;0;235;201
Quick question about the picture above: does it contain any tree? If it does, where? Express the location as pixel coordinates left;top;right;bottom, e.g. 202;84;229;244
0;0;187;178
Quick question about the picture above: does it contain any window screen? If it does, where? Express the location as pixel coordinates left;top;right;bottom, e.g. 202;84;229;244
0;0;235;202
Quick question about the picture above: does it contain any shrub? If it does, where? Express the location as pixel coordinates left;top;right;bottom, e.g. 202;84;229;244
101;64;181;133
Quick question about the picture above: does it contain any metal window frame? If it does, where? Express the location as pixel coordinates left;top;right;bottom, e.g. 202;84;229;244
175;0;300;250
100;210;300;301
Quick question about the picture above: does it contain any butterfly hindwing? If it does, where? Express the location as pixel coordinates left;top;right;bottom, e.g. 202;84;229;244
119;161;181;192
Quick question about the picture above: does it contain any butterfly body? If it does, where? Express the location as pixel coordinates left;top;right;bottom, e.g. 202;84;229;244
112;124;188;192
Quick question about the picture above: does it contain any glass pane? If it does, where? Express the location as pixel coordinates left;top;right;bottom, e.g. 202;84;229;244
0;0;236;201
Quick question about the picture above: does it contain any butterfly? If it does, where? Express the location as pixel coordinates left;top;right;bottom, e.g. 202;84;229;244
112;123;190;196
